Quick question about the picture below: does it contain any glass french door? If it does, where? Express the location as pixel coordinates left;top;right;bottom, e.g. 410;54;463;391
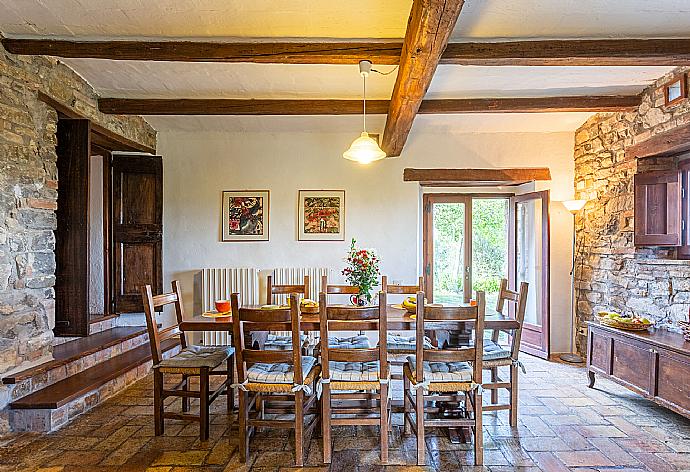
423;194;509;307
510;191;550;358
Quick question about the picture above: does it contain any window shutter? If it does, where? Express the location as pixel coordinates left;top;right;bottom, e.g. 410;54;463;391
634;170;681;246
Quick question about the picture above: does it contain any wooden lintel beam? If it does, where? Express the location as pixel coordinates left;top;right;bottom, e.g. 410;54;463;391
626;122;690;159
6;37;690;66
403;168;552;185
97;96;639;115
441;39;690;66
1;38;401;65
382;0;466;157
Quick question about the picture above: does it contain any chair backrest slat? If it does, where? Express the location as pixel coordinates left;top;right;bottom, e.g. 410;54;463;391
493;279;529;359
141;280;188;366
266;274;310;304
319;291;388;381
321;275;361;295
381;275;424;295
415;290;485;384
232;292;304;385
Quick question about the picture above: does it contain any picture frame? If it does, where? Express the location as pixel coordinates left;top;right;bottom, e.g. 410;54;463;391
298;190;345;241
221;190;270;241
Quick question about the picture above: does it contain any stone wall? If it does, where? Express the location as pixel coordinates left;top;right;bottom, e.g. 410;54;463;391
0;42;155;430
573;66;690;354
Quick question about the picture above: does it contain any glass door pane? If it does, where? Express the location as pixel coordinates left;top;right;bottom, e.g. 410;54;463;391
472;198;509;310
431;201;467;304
511;191;550;358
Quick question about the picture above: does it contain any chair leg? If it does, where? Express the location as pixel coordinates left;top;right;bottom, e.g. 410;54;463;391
403;375;411;435
294;390;304;467
199;369;210;441
181;374;189;412
474;389;483;466
227;356;235;413
321;385;332;464
153;368;164;436
415;389;425;466
490;367;499;404
238;389;249;462
380;384;389;464
509;363;519;427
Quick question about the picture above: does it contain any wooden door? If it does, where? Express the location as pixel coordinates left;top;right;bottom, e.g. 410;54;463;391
634;170;681;246
54;119;91;336
510;191;550;358
111;154;163;313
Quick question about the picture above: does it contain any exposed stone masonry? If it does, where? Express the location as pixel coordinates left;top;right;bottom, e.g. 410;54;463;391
574;66;690;354
0;42;155;432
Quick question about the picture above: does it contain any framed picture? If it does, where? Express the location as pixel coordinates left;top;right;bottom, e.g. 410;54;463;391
221;190;269;241
298;190;345;241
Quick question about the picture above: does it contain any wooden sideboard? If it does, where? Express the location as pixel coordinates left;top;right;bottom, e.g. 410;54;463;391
587;321;690;419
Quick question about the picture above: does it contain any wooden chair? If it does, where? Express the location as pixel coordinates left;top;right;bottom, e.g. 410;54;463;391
141;281;234;441
319;290;390;464
320;275;371;348
381;275;429;380
231;293;320;466
482;279;529;427
264;274;311;351
403;291;485;466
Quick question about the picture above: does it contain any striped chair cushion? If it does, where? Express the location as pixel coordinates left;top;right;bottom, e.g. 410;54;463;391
264;333;307;351
246;356;317;384
483;340;511;361
406;355;473;382
328;361;380;382
386;334;434;351
328;335;371;349
158;345;234;370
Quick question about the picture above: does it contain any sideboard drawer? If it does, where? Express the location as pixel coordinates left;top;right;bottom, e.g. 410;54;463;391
656;348;690;415
588;330;611;374
611;338;652;395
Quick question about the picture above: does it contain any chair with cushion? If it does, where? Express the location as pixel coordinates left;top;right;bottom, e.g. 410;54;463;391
403;291;485;466
381;275;428;379
231;293;320;466
263;274;310;351
320;275;372;349
319;290;390;464
141;281;234;442
482;279;528;427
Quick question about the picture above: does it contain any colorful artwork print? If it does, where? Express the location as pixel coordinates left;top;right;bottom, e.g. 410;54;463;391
298;190;345;241
227;197;264;235
303;196;341;234
222;191;269;241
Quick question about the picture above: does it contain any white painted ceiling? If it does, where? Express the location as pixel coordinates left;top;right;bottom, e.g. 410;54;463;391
1;0;689;133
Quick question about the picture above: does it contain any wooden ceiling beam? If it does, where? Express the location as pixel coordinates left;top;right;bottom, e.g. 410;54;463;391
5;37;690;66
381;0;467;157
1;38;402;65
404;167;552;186
98;95;638;115
441;39;690;66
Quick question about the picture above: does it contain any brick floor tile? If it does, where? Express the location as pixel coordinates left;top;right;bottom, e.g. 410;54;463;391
528;451;570;472
554;450;615;467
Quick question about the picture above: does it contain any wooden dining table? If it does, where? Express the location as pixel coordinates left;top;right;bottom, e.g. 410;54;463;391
179;304;519;332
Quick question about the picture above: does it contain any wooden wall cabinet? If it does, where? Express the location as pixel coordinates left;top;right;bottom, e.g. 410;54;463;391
634;170;681;246
587;322;690;419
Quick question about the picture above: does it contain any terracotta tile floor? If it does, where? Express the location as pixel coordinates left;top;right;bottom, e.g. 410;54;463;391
1;355;689;471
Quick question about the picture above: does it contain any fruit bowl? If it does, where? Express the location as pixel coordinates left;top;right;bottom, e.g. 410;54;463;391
597;312;654;331
300;299;319;314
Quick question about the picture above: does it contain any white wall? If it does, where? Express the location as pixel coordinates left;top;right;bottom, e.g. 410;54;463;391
157;124;575;354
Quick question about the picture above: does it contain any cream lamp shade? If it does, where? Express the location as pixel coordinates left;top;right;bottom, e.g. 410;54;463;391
563;199;587;214
343;132;386;164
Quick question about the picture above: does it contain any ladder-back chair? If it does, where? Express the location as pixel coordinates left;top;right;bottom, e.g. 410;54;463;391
263;274;311;351
381;275;431;380
403;291;485;466
141;281;234;441
319;290;390;464
483;279;529;426
320;275;371;349
231;293;320;466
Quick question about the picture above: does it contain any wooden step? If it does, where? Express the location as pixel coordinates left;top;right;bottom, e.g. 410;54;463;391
3;327;149;385
89;313;119;324
10;338;179;410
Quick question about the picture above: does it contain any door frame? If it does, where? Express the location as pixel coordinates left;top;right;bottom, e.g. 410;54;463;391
509;190;551;358
422;192;513;304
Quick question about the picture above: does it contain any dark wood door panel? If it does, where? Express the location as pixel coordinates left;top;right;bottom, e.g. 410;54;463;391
589;331;611;373
634;170;681;246
656;350;690;412
54;119;90;336
612;339;652;394
112;154;163;313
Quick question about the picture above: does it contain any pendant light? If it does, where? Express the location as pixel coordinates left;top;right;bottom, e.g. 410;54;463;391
343;60;386;164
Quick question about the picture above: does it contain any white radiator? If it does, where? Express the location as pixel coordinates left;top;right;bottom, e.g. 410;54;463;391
200;268;259;346
270;267;330;304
